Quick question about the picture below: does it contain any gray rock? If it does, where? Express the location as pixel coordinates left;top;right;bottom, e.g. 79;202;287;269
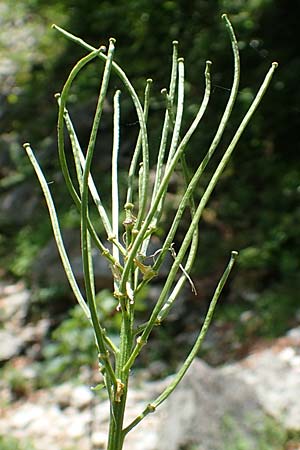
287;326;300;339
224;340;300;431
0;329;23;361
157;359;265;450
32;231;112;288
0;183;39;227
51;382;74;409
1;319;299;450
70;385;93;409
0;281;50;361
0;281;30;325
156;334;300;449
20;319;50;345
51;383;93;410
91;431;108;448
10;403;45;429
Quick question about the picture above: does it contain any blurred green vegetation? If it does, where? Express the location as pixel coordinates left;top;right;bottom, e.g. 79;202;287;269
0;435;35;450
183;418;300;450
40;291;120;384
223;415;286;450
1;0;299;361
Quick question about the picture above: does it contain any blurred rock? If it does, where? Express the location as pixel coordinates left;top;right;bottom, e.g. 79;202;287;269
0;1;44;96
32;231;112;289
50;383;74;409
1;278;299;450
91;431;107;447
0;280;30;325
224;334;300;432
287;326;300;339
0;281;49;361
0;329;23;362
10;403;45;429
1;340;300;450
70;385;93;409
157;333;300;449
158;359;265;450
0;183;39;227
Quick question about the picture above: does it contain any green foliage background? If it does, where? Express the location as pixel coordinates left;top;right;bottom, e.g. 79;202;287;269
1;0;299;351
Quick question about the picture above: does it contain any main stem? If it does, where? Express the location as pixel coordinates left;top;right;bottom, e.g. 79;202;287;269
107;309;133;450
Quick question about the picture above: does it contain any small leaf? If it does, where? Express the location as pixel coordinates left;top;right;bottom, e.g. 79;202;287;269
134;258;157;281
91;383;105;391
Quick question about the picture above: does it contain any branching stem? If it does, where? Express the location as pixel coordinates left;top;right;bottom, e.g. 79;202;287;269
23;16;278;450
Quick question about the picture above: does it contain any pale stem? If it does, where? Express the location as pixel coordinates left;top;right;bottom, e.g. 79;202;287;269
126;78;152;219
61;104;126;258
152;40;178;203
140;55;185;257
134;79;152;230
112;90;121;271
166;57;185;167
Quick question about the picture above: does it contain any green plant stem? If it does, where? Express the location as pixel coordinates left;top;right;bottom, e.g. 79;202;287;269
123;60;278;373
64;101;97;300
131;58;212;301
60;95;112;235
126;79;152;208
119;59;212;299
107;289;134;449
25;17;278;450
143;86;200;305
166;57;185;166
23;143;119;355
80;38;118;392
126;78;152;234
52;24;150;231
107;310;133;450
137;14;239;298
123;251;238;435
151;40;178;205
56;52;120;267
141;56;185;255
23;143;90;319
150;12;240;276
142;48;181;256
61;103;126;258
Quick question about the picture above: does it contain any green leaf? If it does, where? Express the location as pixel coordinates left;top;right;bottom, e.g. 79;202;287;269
91;383;105;391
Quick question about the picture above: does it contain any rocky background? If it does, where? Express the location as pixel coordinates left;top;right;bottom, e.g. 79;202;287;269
1;280;300;449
